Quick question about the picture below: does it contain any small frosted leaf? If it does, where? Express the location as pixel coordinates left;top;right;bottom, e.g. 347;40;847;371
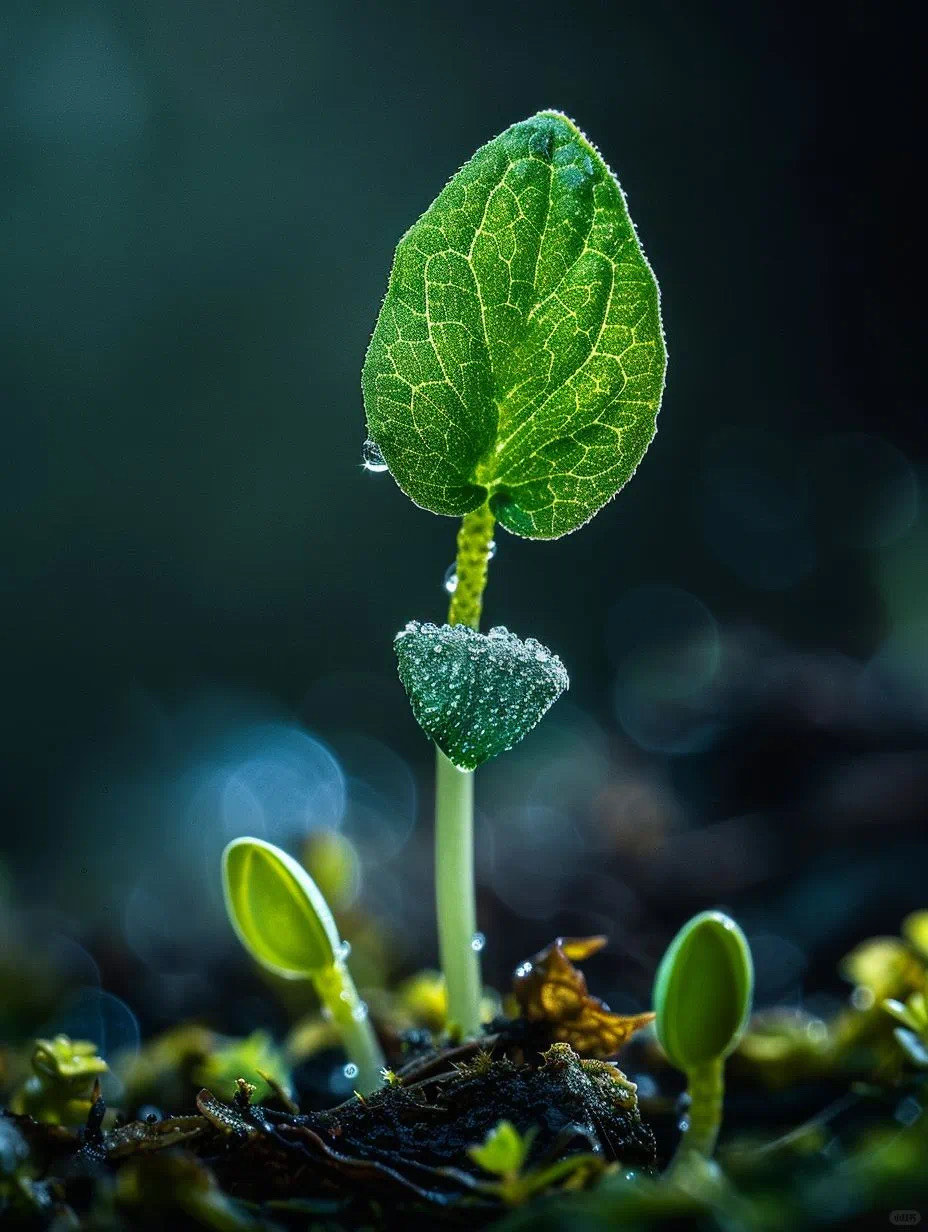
394;622;568;770
363;111;666;539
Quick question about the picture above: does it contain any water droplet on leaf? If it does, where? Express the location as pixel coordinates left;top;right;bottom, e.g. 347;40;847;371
471;931;486;952
343;1062;359;1080
361;439;388;473
443;564;458;594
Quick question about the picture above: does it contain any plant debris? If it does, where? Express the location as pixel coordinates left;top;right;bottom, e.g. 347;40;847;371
512;937;655;1058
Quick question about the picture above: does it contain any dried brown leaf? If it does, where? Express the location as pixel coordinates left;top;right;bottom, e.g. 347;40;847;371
513;937;654;1058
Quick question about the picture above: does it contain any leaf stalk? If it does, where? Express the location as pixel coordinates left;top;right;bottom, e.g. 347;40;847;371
313;961;385;1095
448;502;496;629
676;1057;725;1160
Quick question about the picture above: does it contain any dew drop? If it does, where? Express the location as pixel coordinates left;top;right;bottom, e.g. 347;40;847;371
343;1062;359;1080
351;1001;369;1023
361;438;388;473
470;931;486;952
443;564;458;594
486;540;497;561
335;940;352;961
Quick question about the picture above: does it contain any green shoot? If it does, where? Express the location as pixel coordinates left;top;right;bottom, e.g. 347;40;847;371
221;837;385;1094
11;1036;108;1126
653;911;753;1160
363;111;667;1039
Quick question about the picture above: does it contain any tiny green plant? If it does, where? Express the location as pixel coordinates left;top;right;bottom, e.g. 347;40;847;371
468;1118;605;1206
652;910;754;1160
10;1036;108;1126
221;837;386;1094
363;111;667;1036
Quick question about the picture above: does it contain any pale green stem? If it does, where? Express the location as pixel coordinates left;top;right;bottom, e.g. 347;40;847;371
676;1057;725;1160
435;747;481;1037
434;502;495;1039
313;961;385;1094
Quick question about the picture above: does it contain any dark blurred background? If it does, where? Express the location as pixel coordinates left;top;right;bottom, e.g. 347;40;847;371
1;0;924;1056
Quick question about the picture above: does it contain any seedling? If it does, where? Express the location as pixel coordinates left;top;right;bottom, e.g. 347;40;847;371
10;1035;108;1126
221;837;385;1094
363;110;666;1035
652;910;754;1159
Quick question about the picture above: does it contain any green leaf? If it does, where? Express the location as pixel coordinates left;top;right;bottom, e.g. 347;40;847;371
468;1120;536;1177
653;911;753;1070
363;111;666;539
394;621;568;770
222;837;341;979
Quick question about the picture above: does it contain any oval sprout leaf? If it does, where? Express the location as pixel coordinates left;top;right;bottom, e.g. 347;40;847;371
653;911;753;1070
394;621;568;770
363;111;666;539
222;837;341;979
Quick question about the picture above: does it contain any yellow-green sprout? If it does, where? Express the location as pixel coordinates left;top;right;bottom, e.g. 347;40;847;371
11;1035;108;1125
653;910;753;1160
221;837;385;1094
